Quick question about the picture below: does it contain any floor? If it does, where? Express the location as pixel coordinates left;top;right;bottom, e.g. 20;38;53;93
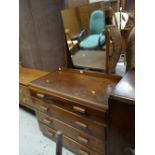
19;107;74;155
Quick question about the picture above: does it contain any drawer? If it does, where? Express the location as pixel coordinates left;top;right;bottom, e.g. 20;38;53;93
30;88;107;124
39;123;103;155
32;97;106;140
19;85;33;110
36;111;105;154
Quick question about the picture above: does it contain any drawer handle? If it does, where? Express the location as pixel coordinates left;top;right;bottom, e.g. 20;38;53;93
78;136;89;144
79;149;90;155
39;106;48;112
75;121;87;129
43;119;51;125
46;130;54;137
36;93;45;99
73;106;86;114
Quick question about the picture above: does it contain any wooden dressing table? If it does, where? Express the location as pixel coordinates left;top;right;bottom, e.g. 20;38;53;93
28;68;121;155
19;66;134;155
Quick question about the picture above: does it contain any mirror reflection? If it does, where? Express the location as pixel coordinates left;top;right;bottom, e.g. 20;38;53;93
61;0;135;74
61;2;106;71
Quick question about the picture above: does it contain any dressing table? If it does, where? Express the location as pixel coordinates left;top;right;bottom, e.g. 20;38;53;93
29;68;121;155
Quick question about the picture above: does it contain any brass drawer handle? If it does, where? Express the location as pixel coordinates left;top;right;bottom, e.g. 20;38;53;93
46;130;54;137
36;93;45;99
43;119;51;125
73;106;86;114
39;106;48;112
79;149;90;155
75;121;87;129
78;136;89;144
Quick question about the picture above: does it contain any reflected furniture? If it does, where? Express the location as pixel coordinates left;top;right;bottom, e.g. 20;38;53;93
29;68;121;155
19;66;48;110
79;10;106;49
108;69;135;155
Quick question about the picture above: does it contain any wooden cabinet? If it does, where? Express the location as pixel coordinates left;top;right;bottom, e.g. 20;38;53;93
108;69;135;155
19;66;49;110
29;68;121;154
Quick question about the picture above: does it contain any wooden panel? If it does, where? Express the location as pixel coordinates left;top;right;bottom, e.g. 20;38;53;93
61;8;82;36
32;97;106;140
36;111;105;154
39;122;102;155
19;85;33;110
108;69;135;155
20;0;66;71
64;0;89;8
19;66;48;86
110;69;135;103
19;0;38;69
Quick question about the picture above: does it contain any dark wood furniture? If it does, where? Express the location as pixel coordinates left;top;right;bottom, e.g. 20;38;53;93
29;68;121;155
19;66;48;110
108;69;135;155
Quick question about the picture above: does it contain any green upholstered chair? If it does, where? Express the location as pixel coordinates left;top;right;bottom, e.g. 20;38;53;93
79;10;105;49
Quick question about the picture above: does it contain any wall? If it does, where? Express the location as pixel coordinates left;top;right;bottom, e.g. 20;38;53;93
20;0;66;71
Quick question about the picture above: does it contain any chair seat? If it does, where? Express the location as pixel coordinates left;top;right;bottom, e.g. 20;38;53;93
79;34;105;49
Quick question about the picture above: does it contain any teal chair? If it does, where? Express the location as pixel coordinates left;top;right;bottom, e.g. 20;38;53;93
79;10;105;49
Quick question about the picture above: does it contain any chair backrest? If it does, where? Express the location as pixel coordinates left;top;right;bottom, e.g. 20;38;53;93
89;10;105;34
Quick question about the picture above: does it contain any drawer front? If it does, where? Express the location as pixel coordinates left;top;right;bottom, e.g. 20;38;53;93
19;85;33;109
39;123;103;155
30;88;107;124
36;111;105;154
32;97;106;140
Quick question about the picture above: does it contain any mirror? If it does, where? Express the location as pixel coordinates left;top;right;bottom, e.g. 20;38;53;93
61;2;107;71
61;0;135;74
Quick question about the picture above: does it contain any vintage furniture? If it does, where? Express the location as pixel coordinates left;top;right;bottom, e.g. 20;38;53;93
79;10;105;49
19;66;48;110
108;69;135;155
29;68;121;155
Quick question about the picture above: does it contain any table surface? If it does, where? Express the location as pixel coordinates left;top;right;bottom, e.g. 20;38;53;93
30;68;121;110
110;69;135;103
19;66;49;86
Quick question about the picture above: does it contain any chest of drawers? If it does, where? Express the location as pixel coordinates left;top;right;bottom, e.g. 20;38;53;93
29;68;121;155
19;66;48;110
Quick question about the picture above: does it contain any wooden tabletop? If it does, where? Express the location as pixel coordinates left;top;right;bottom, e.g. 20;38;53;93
29;68;121;110
110;69;135;103
19;66;49;86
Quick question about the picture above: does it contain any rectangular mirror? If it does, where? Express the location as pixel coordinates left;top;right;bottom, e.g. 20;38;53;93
61;2;107;71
